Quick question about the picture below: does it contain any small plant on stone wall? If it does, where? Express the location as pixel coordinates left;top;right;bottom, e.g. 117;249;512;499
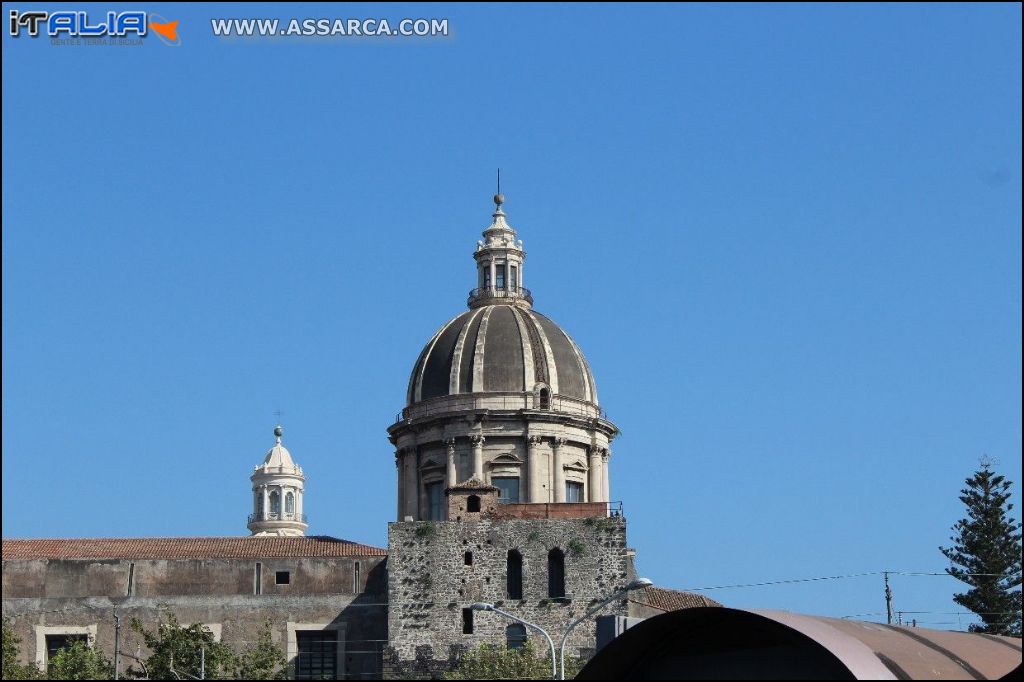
567;539;587;557
415;522;437;539
526;531;541;545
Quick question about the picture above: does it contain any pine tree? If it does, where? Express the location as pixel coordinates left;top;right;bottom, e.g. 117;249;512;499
939;462;1023;636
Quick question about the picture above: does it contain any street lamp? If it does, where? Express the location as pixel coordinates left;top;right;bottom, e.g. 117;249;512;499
558;577;652;679
470;602;558;679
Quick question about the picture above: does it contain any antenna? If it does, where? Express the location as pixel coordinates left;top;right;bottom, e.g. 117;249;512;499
274;409;284;424
497;168;501;196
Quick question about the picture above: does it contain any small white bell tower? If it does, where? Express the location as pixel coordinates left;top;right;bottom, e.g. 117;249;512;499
247;425;307;537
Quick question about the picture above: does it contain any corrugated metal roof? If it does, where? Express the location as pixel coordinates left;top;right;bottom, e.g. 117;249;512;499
1;536;386;560
577;606;1022;680
803;614;1022;680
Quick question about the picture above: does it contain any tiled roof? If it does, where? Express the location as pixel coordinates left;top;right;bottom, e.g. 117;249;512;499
1;536;387;560
629;586;722;612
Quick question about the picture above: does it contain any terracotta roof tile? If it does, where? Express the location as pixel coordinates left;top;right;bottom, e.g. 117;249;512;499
629;586;722;612
1;536;386;560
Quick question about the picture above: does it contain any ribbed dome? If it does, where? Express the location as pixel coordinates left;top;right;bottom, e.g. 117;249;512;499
406;305;598;406
262;442;296;469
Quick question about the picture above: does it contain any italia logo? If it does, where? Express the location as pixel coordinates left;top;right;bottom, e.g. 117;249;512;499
8;10;180;45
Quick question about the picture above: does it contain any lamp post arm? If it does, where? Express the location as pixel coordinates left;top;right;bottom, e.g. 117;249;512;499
489;606;557;680
558;589;627;680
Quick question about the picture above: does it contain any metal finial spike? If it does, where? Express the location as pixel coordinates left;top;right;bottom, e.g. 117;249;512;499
494;169;504;209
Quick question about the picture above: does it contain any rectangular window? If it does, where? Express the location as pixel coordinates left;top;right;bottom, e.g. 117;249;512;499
275;571;290;585
566;481;584;503
45;634;87;662
493;477;520;504
254;562;262;595
295;630;337;680
353;561;361;594
127;562;135;597
510;265;518;291
426;481;443;520
462;608;474;634
496;265;506;289
483;266;491;289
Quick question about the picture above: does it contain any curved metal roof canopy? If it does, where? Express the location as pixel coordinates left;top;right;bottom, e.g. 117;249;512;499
577;607;1022;680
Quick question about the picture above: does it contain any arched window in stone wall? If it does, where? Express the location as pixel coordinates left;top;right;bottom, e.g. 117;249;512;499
506;623;527;650
285;492;294;514
269;491;280;516
467;495;481;513
548;548;565;599
507;549;523;599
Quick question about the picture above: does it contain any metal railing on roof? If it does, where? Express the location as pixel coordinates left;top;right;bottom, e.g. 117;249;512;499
247;512;308;524
467;285;533;307
396;393;609;424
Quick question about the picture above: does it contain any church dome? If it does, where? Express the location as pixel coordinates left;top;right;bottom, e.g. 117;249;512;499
406;306;599;406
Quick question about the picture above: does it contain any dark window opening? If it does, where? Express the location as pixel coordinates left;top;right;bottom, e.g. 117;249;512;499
548;548;566;599
467;495;481;513
464;551;473;566
353;561;361;593
493;476;520;504
269;491;280;516
127;562;135;597
295;630;337;680
566;481;584;503
254;562;262;595
496;265;506;289
507;550;523;599
462;608;474;634
539;388;550;410
426;481;444;520
483;266;491;289
510;265;518;291
506;623;528;650
275;571;290;585
46;634;87;662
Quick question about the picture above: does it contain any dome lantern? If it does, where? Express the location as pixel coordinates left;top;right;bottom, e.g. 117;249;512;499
469;194;531;309
247;424;308;537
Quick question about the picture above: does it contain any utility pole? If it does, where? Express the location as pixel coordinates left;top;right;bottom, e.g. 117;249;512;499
113;609;121;680
884;572;893;625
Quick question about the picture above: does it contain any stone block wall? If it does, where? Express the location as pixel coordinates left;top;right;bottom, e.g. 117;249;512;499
2;556;388;680
385;515;629;678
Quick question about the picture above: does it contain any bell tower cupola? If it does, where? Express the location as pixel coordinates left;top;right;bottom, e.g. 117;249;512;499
247;425;308;537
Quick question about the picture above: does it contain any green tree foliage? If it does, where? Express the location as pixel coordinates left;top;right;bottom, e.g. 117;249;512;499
442;642;582;680
2;618;40;680
128;610;237;680
233;620;286;680
45;641;112;681
939;462;1023;636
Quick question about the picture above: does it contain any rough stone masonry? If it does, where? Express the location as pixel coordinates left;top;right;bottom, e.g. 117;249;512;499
385;515;630;678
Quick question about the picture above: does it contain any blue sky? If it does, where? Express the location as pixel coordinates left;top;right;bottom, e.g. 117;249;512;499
2;3;1020;630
